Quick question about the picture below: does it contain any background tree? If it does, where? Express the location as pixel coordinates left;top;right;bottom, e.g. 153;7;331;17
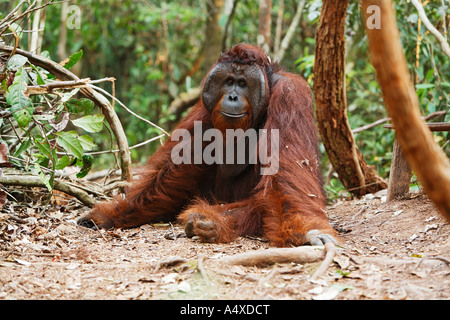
1;0;448;201
257;0;272;53
313;0;387;197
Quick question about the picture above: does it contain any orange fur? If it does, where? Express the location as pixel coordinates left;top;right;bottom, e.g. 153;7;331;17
78;44;336;247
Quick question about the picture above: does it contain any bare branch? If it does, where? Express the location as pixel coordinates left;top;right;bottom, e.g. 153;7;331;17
273;0;306;62
0;174;96;207
411;0;450;58
220;245;325;267
89;84;170;137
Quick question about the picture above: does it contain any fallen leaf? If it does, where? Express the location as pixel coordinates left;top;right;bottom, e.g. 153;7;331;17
13;258;31;267
162;273;179;284
313;284;352;300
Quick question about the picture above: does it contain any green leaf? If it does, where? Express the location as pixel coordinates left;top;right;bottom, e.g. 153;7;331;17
415;83;435;89
56;131;83;159
11;104;33;128
63;50;83;70
34;138;51;158
71;114;104;133
65;98;95;114
29;63;46;85
61;88;80;102
76;154;94;178
77;135;97;151
7;54;28;71
5;68;34;127
13;138;31;157
55;155;70;170
34;164;53;192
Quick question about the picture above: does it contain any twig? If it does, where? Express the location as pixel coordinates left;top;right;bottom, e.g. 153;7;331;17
0;0;28;30
89;84;169;136
102;180;130;194
352;205;368;220
0;0;58;35
352;117;391;134
0;78;117;95
352;110;447;134
6;23;20;57
414;256;450;270
90;219;108;242
85;134;166;156
0;78;91;95
196;254;209;279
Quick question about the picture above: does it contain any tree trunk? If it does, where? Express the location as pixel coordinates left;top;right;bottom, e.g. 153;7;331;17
273;0;306;63
313;0;387;197
362;0;450;222
387;138;412;201
29;0;42;53
273;0;284;55
257;0;272;53
58;1;69;61
202;0;224;74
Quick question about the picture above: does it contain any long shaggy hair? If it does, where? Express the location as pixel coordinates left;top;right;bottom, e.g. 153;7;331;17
79;44;336;247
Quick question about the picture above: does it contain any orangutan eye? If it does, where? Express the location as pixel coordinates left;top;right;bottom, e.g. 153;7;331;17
238;80;246;88
226;78;233;86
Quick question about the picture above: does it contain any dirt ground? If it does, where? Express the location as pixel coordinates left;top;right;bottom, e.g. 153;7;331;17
0;189;449;300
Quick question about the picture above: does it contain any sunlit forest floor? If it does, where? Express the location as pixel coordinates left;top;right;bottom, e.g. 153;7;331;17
0;190;448;300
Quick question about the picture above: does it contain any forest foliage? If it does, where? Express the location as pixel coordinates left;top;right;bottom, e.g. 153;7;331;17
0;0;448;199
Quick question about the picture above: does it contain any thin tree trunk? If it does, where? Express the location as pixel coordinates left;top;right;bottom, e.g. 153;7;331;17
202;0;224;74
313;0;387;197
222;0;240;51
273;0;284;55
362;0;450;222
58;1;68;61
274;0;306;63
29;0;42;53
36;6;46;55
257;0;272;53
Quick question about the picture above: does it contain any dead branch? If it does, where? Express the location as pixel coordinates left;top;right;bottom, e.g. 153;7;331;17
220;246;325;267
310;242;336;280
89;84;169;137
411;0;450;58
0;78;91;95
0;174;96;207
86;134;165;156
352;110;448;134
273;0;306;62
